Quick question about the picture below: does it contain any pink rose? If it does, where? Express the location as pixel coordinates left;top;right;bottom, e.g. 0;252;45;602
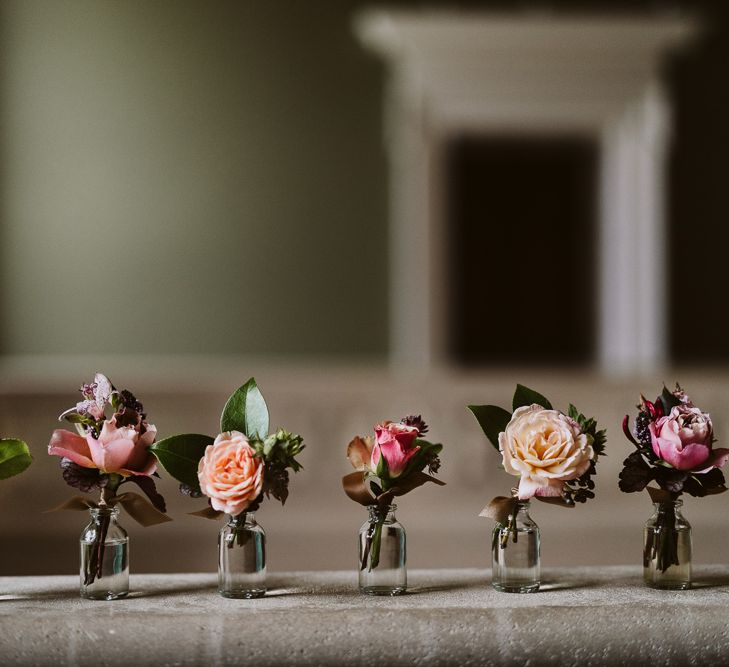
198;431;264;516
48;415;157;476
371;421;420;478
650;405;729;471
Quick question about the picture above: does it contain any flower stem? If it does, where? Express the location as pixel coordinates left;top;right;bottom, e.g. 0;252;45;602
500;503;518;549
84;477;120;587
361;518;384;571
646;503;680;574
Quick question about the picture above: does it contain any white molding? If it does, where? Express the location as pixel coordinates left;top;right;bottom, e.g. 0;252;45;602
355;11;698;372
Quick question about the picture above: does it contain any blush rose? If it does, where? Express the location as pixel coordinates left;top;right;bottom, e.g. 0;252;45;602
198;431;264;515
499;404;594;500
48;415;157;477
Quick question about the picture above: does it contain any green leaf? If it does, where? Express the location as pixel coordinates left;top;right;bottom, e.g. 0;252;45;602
0;439;32;480
220;378;269;440
512;384;552;411
468;405;512;451
401;440;442;478
375;451;389;482
149;433;214;489
592;428;607;457
659;385;682;414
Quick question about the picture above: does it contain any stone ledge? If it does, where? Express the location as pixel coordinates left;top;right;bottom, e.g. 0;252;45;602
1;567;728;665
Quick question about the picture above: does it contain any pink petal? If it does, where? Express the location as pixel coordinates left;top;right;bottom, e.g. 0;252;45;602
379;441;420;477
658;440;710;471
534;479;564;497
48;429;95;468
517;476;563;500
139;424;157;447
698;447;729;472
86;435;135;473
710;448;729;469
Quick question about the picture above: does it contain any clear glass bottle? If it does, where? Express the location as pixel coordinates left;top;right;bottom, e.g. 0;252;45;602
358;504;406;595
218;512;266;598
492;500;540;593
80;506;129;600
644;500;691;589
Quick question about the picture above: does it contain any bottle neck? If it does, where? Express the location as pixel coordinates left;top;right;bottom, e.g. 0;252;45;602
654;499;683;512
229;512;256;527
368;504;397;523
514;500;531;516
89;506;120;522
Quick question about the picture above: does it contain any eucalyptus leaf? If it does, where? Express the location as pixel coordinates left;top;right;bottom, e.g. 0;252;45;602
149;433;214;489
0;439;32;480
220;378;269;440
468;405;512;451
512;384;552;411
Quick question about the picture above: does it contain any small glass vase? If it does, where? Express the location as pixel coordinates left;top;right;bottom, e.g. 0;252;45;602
644;500;691;589
80;506;129;600
491;500;540;593
218;512;266;598
358;504;406;596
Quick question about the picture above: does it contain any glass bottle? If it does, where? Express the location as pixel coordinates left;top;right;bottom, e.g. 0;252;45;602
644;500;691;589
218;512;266;598
491;500;540;593
358;504;406;595
80;506;129;600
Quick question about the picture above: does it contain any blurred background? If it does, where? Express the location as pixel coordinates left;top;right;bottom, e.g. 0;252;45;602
0;0;727;575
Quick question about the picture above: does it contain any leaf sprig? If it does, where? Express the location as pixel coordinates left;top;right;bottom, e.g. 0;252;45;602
150;378;304;508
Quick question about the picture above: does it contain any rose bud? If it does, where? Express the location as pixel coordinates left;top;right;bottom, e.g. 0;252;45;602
370;421;420;479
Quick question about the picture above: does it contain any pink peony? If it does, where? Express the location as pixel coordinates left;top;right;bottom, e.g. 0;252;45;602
650;405;729;472
371;421;420;478
198;431;264;516
49;415;157;477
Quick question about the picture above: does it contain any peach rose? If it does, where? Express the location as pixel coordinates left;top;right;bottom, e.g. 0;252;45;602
198;431;264;516
499;404;594;500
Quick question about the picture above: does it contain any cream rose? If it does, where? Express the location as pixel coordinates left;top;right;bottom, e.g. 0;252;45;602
499;404;594;500
198;431;264;516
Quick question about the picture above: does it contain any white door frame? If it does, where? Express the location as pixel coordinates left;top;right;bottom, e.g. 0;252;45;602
355;11;697;374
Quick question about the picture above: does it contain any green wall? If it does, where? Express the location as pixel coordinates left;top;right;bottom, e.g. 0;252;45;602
0;0;388;357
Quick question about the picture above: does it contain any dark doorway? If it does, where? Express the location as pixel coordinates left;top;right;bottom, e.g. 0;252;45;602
447;135;597;366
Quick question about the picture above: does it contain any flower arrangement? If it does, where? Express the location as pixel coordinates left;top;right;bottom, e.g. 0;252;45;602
150;378;303;597
48;373;170;589
150;378;304;517
469;385;606;539
343;415;445;572
620;384;728;575
0;439;32;481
